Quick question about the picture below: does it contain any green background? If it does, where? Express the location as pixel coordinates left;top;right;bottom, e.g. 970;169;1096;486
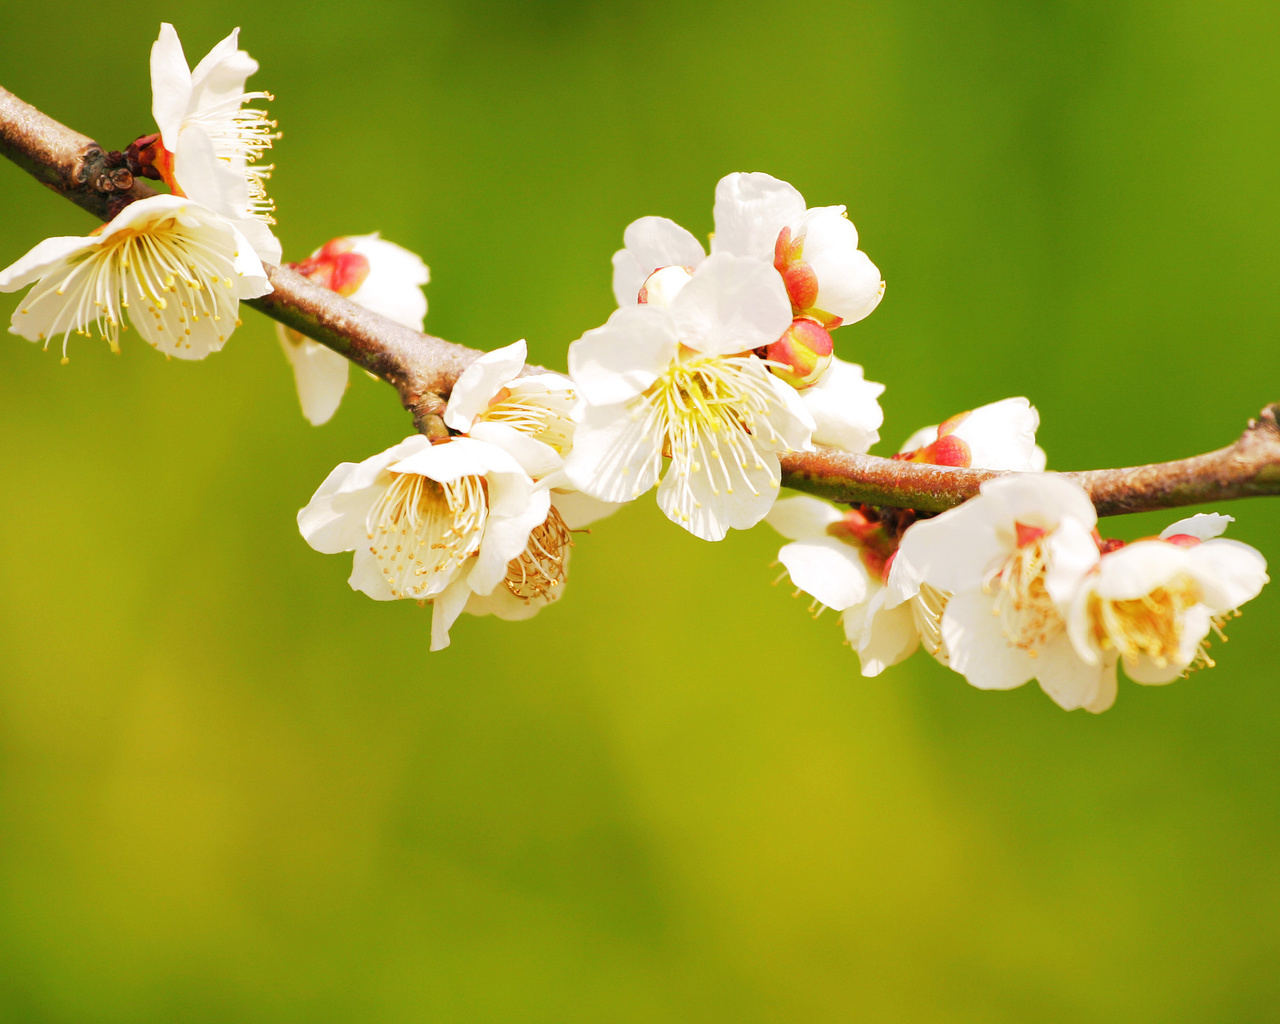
1;1;1278;1020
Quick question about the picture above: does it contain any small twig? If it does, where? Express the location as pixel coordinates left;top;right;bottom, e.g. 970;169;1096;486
3;82;1280;514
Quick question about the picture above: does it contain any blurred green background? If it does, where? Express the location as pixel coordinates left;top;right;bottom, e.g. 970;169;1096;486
1;1;1278;1020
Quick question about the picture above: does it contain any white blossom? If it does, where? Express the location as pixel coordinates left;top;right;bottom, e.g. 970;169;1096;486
891;474;1112;711
149;23;281;264
896;397;1046;470
712;172;884;327
297;434;550;650
0;194;269;360
566;254;813;541
1065;513;1268;686
800;356;885;453
278;234;429;425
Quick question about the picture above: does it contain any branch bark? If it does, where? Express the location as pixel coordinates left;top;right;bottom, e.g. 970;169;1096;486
4;82;1280;516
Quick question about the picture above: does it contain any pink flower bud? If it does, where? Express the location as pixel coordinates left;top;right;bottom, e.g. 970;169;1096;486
766;316;833;389
290;237;372;297
894;434;973;467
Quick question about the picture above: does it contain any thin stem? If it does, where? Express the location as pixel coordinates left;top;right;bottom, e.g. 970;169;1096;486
3;82;1280;513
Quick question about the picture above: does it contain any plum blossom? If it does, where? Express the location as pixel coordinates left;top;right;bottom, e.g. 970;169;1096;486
891;474;1112;711
297;434;551;650
566;253;813;541
1066;513;1268;688
0;194;269;360
143;23;281;264
896;397;1046;470
278;234;429;425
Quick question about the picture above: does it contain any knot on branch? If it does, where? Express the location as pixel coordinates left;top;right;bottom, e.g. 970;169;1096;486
79;145;134;193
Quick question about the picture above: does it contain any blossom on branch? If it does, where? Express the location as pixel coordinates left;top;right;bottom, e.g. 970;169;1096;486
567;253;813;541
0;194;269;360
138;23;282;264
278;234;429;425
297;435;552;650
1065;513;1268;686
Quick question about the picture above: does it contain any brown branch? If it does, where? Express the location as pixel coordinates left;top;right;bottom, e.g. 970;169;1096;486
781;404;1280;517
3;82;1280;514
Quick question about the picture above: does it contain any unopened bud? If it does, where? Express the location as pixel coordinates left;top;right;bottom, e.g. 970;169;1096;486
637;265;693;309
894;434;972;467
766;316;833;389
290;237;371;297
773;226;842;327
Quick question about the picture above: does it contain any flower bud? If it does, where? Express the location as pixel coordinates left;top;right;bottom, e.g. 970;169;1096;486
290;237;371;297
766;316;833;389
636;265;693;308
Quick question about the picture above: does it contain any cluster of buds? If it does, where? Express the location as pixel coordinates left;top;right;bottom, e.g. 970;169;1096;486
0;24;1269;710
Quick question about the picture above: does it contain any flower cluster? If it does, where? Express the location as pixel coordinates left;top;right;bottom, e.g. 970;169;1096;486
1;25;1269;705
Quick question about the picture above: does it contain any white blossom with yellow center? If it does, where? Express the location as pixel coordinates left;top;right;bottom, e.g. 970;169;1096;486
891;474;1112;712
150;23;282;265
566;253;814;541
1066;513;1268;686
0;194;269;360
297;434;549;650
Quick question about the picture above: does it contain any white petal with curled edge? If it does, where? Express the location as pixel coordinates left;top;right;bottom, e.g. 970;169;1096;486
565;400;663;503
188;28;258;111
1090;541;1188;602
982;472;1097;536
796;209;885;324
711;172;806;258
892;499;1007;602
0;235;95;293
173;125;250;220
1160;512;1234;541
803;358;885;453
1034;633;1115;712
612;216;706;306
854;591;921;677
568;304;677;406
942;589;1036;691
953;397;1042;472
227;222;271;296
670;253;793;357
1043;516;1102;608
430;573;474;651
1188;538;1269;611
777;537;869;611
766;494;842;541
445;339;527;431
655;442;780;542
278;327;349;426
150;23;193;147
469;420;562;480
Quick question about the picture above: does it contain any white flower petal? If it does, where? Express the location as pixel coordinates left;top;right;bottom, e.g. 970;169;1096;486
942;589;1036;691
1160;512;1234;541
469;420;562;480
952;397;1042;471
568;304;677;406
1187;538;1269;611
711;172;806;258
853;591;921;677
795;209;884;324
188;27;259;111
563;400;663;503
345;234;429;328
0;235;95;293
778;537;870;610
670;253;792;357
803;358;885;453
348;546;397;601
150;23;193;147
430;573;474;651
612;216;706;306
655;442;780;541
445;339;527;431
1034;633;1115;712
892;498;1007;600
548;487;622;529
765;494;843;540
278;327;350;426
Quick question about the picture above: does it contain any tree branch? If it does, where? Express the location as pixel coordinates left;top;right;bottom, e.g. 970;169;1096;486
3;82;1279;516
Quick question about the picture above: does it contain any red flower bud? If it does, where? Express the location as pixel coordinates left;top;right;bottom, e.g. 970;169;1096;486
766;317;833;389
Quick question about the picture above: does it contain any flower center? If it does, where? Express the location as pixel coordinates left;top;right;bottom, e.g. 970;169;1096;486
504;506;573;600
484;387;576;454
1088;573;1211;670
23;218;241;357
985;536;1062;656
635;354;785;514
365;470;487;599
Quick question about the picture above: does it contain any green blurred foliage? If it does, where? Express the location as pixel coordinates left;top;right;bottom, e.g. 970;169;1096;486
1;1;1278;1020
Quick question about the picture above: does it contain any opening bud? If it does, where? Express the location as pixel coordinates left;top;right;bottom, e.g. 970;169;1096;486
765;316;833;389
774;227;842;328
637;265;693;309
289;237;372;297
